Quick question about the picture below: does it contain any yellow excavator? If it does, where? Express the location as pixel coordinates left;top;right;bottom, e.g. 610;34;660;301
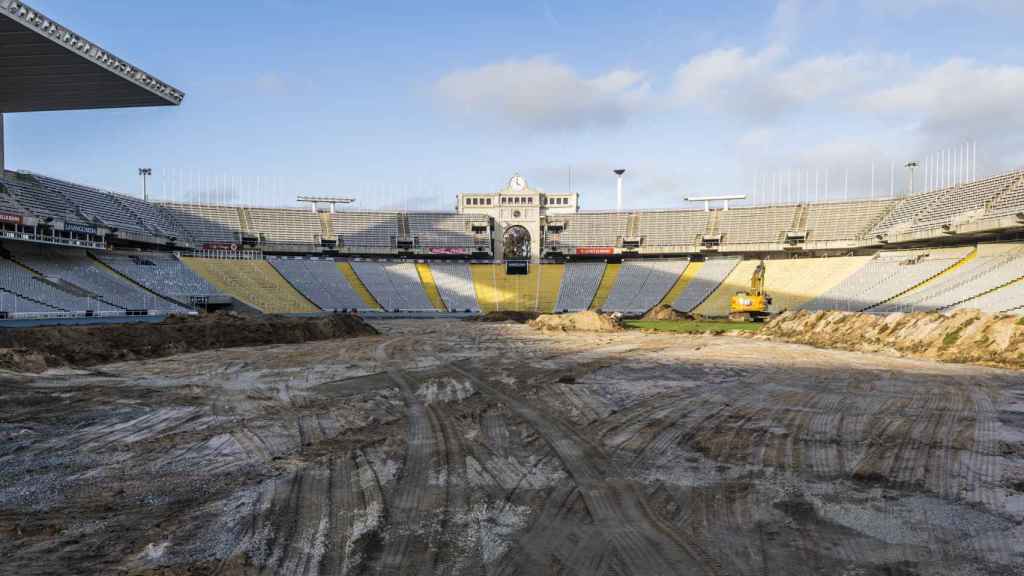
729;260;772;322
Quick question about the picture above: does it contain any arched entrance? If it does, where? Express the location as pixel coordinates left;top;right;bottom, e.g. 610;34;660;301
503;225;531;260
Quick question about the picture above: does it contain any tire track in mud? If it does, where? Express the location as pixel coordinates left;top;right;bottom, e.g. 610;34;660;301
449;362;723;576
373;339;443;575
374;337;484;576
221;449;385;576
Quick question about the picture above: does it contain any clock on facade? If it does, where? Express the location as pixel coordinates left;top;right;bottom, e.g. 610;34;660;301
508;175;527;191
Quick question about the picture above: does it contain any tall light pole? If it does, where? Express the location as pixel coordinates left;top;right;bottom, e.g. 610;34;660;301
904;161;918;197
139;168;152;201
614;169;625;211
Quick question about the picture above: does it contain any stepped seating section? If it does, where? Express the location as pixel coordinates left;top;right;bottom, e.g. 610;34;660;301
1;173;88;224
764;257;873;312
158;203;242;244
118;194;189;239
270;258;367;310
880;244;1024;313
8;244;184;312
551;213;628;248
555;262;605;312
352;261;435;311
408;213;477;248
430;262;480;312
658;261;699;306
870;188;949;234
801;247;972;312
693;260;758;317
986;174;1024;218
673;258;740;312
332;212;400;248
32;175;149;233
249;208;322;245
912;171;1024;230
636;211;708;246
0;288;63;316
182;258;318;313
716;206;798;244
470;263;563;313
95;252;217;300
0;258;120;314
0;177;28;216
602;260;688;314
804;200;897;241
952;277;1024;315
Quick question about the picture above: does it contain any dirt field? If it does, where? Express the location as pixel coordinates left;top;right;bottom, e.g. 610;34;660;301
2;319;1023;575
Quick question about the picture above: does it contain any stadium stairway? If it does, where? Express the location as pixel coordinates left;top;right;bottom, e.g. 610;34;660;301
415;263;447;311
658;260;702;306
337;262;381;310
318;213;333;241
183;258;318;313
865;247;978;312
589;263;620;311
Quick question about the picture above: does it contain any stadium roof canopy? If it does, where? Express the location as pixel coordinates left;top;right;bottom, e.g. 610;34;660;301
0;0;184;112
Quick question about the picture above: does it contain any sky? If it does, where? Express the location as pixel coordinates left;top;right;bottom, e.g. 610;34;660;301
5;0;1024;211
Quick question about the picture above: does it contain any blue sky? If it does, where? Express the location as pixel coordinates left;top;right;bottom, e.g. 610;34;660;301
6;0;1024;210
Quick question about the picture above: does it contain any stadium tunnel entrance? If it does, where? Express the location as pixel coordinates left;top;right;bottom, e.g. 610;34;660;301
503;225;531;260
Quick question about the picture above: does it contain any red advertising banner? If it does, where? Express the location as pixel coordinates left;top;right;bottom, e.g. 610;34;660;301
575;247;614;256
0;212;23;225
202;243;238;251
429;247;469;255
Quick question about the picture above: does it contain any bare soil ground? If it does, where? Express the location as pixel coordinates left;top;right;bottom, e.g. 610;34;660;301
0;313;377;372
2;319;1023;575
529;310;623;332
762;309;1024;370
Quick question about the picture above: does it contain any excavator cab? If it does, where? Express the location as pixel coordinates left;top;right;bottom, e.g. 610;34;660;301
729;261;773;322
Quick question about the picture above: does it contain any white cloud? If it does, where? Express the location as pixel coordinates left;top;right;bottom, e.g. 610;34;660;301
860;58;1024;168
862;58;1024;133
434;57;650;131
671;46;903;121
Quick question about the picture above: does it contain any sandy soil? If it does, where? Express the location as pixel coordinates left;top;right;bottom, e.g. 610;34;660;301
762;309;1024;370
2;319;1023;575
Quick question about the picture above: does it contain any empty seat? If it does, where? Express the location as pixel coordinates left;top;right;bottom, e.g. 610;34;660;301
332;212;400;248
555;262;605;311
351;261;434;311
94;251;217;301
269;258;368;310
603;260;688;313
429;262;480;312
672;258;741;312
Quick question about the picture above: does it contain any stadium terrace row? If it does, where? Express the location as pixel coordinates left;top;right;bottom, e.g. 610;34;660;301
2;241;1021;319
1;168;1023;255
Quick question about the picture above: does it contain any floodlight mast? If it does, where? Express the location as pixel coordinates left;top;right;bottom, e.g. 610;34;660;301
297;195;355;214
685;194;746;212
138;168;152;201
614;169;625;211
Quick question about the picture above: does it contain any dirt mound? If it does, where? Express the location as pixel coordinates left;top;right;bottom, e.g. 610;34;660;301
466;311;540;323
641;304;691;321
529;311;624;333
760;309;1024;369
0;312;378;372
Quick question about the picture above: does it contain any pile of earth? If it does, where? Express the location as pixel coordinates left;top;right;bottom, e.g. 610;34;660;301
465;311;540;323
529;310;624;333
0;312;378;373
641;304;692;321
760;309;1024;369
